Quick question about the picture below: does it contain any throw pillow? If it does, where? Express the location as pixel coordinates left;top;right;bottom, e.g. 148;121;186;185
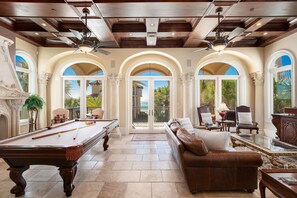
200;113;213;125
192;129;230;151
238;112;253;125
177;118;194;131
176;128;208;156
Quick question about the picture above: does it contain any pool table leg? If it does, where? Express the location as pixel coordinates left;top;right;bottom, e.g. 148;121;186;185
103;134;109;151
59;164;78;197
9;166;29;197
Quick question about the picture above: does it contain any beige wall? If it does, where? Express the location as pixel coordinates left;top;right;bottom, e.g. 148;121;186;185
4;28;297;136
35;46;265;134
263;32;297;137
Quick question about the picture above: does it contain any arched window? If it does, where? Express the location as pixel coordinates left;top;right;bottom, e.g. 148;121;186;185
197;64;239;113
15;52;36;121
62;63;105;119
271;54;292;113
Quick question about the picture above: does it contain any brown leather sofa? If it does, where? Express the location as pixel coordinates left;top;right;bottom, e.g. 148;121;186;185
165;123;263;193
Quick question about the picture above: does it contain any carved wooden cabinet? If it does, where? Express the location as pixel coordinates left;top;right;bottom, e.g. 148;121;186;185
271;114;297;146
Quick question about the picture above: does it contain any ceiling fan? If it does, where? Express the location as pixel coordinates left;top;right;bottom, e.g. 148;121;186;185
193;7;245;53
70;7;113;55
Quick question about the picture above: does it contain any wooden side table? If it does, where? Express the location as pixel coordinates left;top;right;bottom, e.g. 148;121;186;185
260;169;297;198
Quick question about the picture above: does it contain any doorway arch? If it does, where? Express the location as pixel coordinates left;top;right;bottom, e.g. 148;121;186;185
50;55;107;120
119;51;182;134
195;53;251;125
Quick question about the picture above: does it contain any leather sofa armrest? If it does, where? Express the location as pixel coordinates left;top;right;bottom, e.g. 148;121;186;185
252;121;258;126
183;150;263;168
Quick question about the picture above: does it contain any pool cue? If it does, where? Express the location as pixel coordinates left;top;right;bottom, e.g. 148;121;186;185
73;127;79;140
32;124;94;140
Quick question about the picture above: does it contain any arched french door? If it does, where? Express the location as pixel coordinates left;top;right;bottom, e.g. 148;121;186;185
62;63;105;119
129;63;173;133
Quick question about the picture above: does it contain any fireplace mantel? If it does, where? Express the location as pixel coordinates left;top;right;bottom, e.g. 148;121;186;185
0;35;29;139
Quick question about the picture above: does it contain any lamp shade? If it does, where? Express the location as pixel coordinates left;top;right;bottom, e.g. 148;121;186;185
218;103;229;112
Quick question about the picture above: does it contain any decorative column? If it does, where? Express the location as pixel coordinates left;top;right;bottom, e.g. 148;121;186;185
38;72;52;128
180;73;194;120
7;99;23;136
250;71;264;133
108;73;122;137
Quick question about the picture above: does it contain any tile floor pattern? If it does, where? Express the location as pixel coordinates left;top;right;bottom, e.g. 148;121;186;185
0;134;277;198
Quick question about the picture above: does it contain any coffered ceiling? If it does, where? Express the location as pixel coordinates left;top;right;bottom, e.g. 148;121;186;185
1;0;297;49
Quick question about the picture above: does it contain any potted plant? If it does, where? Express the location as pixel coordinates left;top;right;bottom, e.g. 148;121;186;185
23;94;45;132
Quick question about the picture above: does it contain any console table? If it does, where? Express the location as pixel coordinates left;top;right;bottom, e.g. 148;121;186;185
271;114;297;146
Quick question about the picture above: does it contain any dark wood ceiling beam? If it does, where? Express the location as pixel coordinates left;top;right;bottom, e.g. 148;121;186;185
256;23;297;47
257;22;289;32
158;23;192;32
231;17;274;43
30;18;75;46
66;2;119;47
14;22;47;32
214;21;245;32
59;22;86;32
120;37;184;48
112;23;146;32
0;2;78;18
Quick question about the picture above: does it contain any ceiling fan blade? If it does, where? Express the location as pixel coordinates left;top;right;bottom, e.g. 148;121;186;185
227;27;245;41
70;29;83;40
97;41;115;47
94;48;111;55
46;38;65;43
192;47;209;53
200;40;211;44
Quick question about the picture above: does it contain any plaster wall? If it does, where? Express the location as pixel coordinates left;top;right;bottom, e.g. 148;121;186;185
264;32;297;138
37;47;265;134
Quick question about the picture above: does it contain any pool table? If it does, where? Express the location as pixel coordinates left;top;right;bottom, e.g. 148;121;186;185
0;119;118;197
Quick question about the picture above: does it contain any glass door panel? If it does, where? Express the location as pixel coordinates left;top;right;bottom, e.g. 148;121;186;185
132;80;149;130
200;79;216;114
86;80;102;115
154;80;170;129
221;79;237;110
64;80;81;119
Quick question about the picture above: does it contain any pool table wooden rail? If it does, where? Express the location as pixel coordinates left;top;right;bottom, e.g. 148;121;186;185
0;119;119;197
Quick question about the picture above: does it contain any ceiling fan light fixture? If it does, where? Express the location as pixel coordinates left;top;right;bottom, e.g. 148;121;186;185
212;44;226;52
78;44;93;53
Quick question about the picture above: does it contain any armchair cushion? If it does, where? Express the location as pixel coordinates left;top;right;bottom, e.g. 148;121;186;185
200;113;213;125
238;112;253;125
177;117;194;131
177;128;208;156
192;129;230;151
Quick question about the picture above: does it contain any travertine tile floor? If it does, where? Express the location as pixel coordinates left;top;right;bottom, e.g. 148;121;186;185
0;134;277;198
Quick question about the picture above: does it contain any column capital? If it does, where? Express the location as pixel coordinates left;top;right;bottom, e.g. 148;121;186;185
108;73;122;86
250;71;264;86
38;72;52;85
179;72;195;84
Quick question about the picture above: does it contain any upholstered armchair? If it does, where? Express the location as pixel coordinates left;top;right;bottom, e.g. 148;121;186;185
197;106;223;131
91;108;104;119
235;105;259;134
52;108;70;124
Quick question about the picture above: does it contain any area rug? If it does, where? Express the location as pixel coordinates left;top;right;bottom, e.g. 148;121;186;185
132;134;167;141
234;146;297;169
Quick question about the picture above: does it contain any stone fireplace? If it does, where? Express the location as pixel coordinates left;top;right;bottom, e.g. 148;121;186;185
0;35;28;139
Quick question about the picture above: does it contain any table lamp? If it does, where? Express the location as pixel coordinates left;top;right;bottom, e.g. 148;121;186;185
218;102;229;120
